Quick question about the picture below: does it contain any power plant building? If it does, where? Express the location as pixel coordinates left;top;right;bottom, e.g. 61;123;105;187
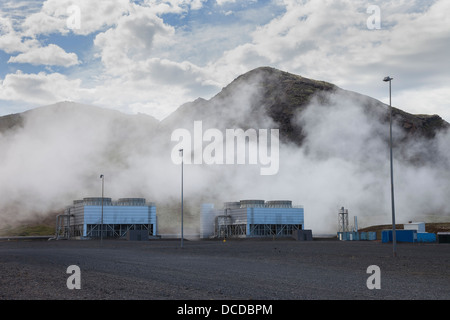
201;200;304;239
57;197;157;239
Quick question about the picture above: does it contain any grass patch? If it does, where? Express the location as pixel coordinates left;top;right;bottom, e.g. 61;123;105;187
0;225;54;237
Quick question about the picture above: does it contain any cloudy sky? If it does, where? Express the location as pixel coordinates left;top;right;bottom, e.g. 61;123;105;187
0;0;449;121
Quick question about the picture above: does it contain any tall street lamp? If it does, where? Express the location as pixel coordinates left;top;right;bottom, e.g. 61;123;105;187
100;174;104;245
179;149;184;248
383;76;397;257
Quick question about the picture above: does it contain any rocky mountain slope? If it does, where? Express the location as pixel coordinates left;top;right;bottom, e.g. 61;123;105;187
160;66;449;145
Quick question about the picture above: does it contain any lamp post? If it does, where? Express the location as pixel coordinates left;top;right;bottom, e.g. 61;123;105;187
383;76;397;257
179;149;184;248
100;174;104;245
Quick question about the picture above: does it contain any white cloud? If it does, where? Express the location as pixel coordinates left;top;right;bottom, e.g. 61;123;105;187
0;16;38;54
93;5;175;75
190;0;207;10
83;57;219;119
8;44;80;66
0;71;83;105
21;0;131;37
21;10;66;37
216;0;236;5
144;0;209;12
394;86;450;121
142;0;185;15
87;3;222;118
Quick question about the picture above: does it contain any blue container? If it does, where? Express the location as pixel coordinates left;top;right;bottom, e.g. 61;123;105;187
397;230;417;242
358;232;376;241
349;232;359;241
337;232;358;240
382;230;417;243
382;230;391;243
337;232;349;240
417;233;436;243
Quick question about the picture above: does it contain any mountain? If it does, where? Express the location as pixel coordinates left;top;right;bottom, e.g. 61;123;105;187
161;66;449;145
0;101;159;134
0;67;449;234
2;68;448;147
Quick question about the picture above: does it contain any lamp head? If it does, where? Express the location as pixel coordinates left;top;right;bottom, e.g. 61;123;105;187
383;76;393;82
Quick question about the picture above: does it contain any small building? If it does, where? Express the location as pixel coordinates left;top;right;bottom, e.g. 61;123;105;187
56;197;157;239
404;222;426;233
200;200;304;239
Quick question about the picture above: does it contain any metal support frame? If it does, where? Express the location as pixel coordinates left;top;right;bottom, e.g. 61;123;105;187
215;223;246;238
249;224;301;237
338;207;349;233
216;223;300;238
85;223;153;238
55;212;74;240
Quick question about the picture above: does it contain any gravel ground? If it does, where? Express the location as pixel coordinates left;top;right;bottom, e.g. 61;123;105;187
0;238;449;301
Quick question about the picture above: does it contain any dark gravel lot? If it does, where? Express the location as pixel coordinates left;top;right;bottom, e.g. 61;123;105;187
0;238;449;300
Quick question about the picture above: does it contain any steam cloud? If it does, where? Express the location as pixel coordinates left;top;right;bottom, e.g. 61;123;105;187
0;80;449;235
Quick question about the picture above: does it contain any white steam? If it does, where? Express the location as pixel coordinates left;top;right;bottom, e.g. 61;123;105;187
0;83;449;235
